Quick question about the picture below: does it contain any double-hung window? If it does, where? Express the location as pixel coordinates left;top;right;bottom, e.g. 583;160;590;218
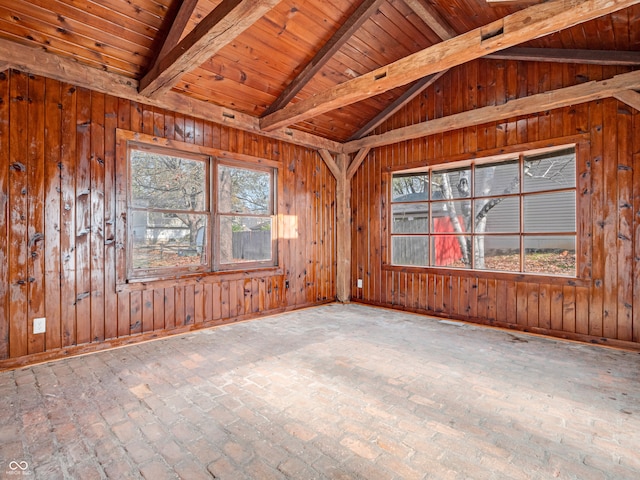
389;146;577;276
125;140;276;281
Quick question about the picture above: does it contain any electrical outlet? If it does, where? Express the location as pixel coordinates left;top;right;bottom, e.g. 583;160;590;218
357;278;363;288
33;317;46;334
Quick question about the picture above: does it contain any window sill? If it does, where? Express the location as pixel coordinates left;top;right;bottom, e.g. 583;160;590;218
117;266;283;292
382;264;590;287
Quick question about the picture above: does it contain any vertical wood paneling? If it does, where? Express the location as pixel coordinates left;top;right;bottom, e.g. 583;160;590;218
75;87;92;345
350;60;640;349
0;69;337;367
27;74;45;355
44;78;62;351
0;70;8;359
9;71;29;358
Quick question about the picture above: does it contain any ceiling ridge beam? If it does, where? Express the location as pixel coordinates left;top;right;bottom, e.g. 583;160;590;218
487;47;640;65
0;37;342;153
342;69;640;153
139;0;281;98
260;0;640;132
262;0;387;117
403;0;457;40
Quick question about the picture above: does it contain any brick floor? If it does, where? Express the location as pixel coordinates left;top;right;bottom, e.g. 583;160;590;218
1;303;639;479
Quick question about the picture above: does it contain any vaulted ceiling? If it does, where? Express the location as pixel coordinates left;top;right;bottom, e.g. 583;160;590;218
0;0;639;150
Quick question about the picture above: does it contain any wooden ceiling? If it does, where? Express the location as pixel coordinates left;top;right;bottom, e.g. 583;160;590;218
0;0;639;147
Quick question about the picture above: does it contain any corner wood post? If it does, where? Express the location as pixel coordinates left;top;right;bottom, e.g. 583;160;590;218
336;153;351;303
318;149;351;303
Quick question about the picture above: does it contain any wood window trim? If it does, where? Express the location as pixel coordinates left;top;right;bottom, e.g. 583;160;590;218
382;136;591;287
115;129;280;286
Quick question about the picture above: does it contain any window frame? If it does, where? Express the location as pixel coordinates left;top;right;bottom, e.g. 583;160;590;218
116;130;279;285
387;143;580;279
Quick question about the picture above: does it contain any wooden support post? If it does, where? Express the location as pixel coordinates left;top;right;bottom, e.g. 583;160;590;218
319;150;351;303
336;153;351;303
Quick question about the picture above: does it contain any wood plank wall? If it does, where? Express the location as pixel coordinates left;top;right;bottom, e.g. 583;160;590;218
0;69;336;368
351;59;640;349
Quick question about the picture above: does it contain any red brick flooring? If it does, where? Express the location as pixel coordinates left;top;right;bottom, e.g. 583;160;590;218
1;304;639;479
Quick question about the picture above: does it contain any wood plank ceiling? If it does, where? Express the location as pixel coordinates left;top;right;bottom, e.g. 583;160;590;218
0;0;638;145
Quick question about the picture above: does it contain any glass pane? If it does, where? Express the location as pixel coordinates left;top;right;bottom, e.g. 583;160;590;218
523;148;576;193
431;167;471;200
431;235;469;268
476;235;520;271
391;173;429;202
130;149;207;211
475;197;519;233
391;236;429;266
218;165;271;214
219;216;273;264
475;160;519;197
392;204;429;234
524;191;575;233
524;236;576;276
432;200;471;233
131;212;208;270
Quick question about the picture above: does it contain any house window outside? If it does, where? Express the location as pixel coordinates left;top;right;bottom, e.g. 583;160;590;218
390;146;576;276
127;142;276;279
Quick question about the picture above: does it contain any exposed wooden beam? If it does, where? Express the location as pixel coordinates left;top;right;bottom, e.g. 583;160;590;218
153;0;200;65
0;62;8;72
346;148;371;180
614;89;640;112
487;47;640;66
403;0;456;40
0;37;342;153
139;0;280;98
348;71;447;141
260;0;640;132
343;69;640;153
336;153;351;303
262;0;387;117
319;149;343;179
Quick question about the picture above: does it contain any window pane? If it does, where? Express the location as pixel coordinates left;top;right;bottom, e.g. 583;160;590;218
431;167;471;200
131;150;206;211
391;173;429;202
431;235;469;268
524;191;575;233
132;212;208;270
475;160;519;197
524;236;576;276
218;165;271;214
523;148;576;193
475;197;519;233
219;216;273;264
432;200;471;233
392;204;429;234
391;236;429;266
476;235;520;271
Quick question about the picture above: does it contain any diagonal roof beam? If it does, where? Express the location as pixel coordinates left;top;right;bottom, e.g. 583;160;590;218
348;71;447;141
262;0;387;117
403;0;457;40
613;89;640;112
0;37;342;153
487;47;640;65
260;0;640;132
152;0;200;66
139;0;281;98
342;69;640;153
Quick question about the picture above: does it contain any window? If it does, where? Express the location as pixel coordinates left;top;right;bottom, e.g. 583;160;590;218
125;141;276;280
390;146;576;276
